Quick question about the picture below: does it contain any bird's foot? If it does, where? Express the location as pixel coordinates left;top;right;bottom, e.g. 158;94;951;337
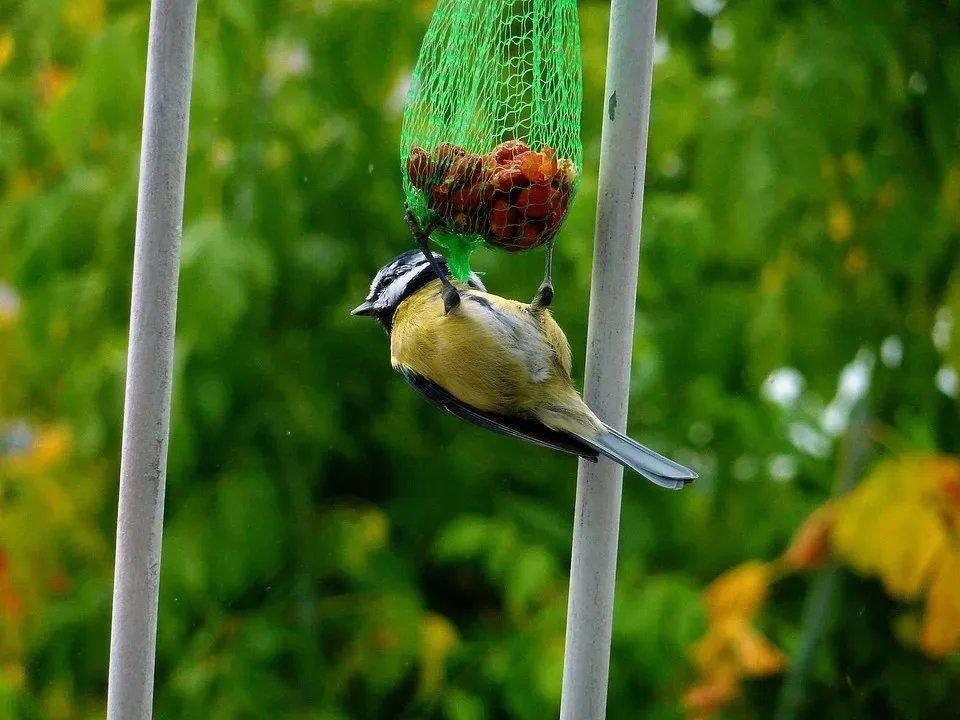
531;281;553;311
442;283;461;315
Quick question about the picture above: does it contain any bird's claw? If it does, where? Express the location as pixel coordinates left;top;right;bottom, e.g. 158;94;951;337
405;202;461;314
532;281;553;311
442;284;461;315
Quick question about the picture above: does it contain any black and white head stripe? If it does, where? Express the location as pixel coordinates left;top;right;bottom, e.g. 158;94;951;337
358;249;486;315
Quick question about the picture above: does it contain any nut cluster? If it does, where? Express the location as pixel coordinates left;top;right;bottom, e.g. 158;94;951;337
405;140;577;252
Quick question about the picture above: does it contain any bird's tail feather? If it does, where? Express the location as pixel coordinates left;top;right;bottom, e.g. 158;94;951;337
575;423;698;490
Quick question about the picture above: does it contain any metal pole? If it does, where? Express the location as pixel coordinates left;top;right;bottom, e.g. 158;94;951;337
106;1;197;718
559;1;659;718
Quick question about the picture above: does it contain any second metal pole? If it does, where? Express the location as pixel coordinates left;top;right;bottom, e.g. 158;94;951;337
106;0;198;718
559;1;660;718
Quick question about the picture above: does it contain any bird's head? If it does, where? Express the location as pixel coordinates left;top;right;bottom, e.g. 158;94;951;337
351;249;486;331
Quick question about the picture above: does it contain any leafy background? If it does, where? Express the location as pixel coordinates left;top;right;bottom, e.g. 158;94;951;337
1;0;959;718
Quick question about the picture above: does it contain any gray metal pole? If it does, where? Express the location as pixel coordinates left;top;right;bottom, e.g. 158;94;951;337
559;1;659;718
106;1;197;718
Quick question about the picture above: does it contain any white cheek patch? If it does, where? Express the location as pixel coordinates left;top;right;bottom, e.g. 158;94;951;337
368;272;383;298
380;264;425;309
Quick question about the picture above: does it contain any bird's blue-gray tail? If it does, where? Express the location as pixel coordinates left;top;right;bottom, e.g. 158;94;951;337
575;424;698;490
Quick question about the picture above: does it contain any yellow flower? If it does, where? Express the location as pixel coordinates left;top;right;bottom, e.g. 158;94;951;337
732;623;787;676
682;671;738;718
686;562;786;719
0;29;13;71
2;424;72;476
832;455;953;600
63;0;105;36
874;502;947;600
419;612;458;695
827;201;854;242
703;560;771;622
919;547;960;658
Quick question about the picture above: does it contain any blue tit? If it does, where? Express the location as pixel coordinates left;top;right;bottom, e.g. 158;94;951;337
352;249;698;490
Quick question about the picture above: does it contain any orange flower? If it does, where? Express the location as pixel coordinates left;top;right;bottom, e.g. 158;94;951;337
703;560;771;622
781;502;836;571
691;615;787;680
682;672;738;717
843;247;869;278
1;584;21;620
36;65;75;110
934;460;960;520
2;424;71;475
919;547;960;658
732;624;787;676
686;562;786;719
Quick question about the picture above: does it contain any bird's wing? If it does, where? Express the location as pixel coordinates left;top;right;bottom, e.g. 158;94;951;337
397;365;600;462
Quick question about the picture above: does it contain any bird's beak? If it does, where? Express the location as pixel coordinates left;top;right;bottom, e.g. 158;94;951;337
351;300;375;316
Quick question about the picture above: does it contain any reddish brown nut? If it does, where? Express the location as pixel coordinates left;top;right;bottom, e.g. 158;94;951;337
492;165;527;192
516;221;546;249
432;143;466;184
543;206;563;233
491;140;530;164
476;179;496;206
434;142;466;163
499;221;545;253
547;186;567;216
430;185;454;219
405;146;433;190
489;197;516;239
515;185;551;220
451;185;486;213
447;153;487;188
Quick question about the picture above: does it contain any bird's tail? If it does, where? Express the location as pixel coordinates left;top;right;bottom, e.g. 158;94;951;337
575;423;698;490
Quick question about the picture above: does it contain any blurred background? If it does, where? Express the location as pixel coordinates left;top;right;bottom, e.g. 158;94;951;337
2;0;959;718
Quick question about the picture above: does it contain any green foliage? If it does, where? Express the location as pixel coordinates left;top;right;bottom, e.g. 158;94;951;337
0;0;958;718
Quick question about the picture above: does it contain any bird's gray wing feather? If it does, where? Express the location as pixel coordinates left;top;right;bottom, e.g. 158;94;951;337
572;423;698;490
397;366;600;462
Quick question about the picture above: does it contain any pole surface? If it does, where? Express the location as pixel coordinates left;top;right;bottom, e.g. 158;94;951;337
106;1;197;718
559;1;659;718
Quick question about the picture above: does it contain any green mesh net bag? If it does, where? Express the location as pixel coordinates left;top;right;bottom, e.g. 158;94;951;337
400;0;583;281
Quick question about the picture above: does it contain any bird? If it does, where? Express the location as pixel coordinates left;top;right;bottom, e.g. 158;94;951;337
351;248;698;490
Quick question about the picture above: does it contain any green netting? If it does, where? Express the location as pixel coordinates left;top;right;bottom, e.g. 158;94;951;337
400;0;583;281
